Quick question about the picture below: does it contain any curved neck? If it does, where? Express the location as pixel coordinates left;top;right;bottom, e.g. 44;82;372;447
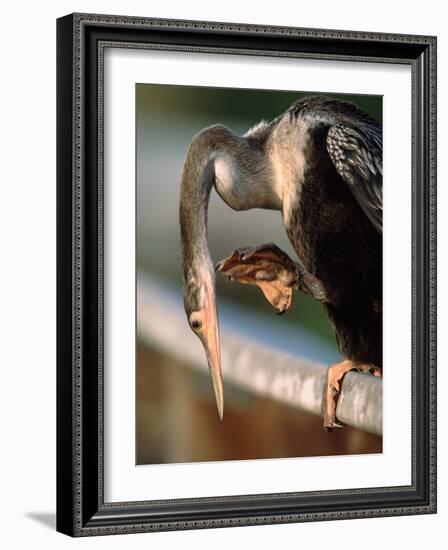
179;128;218;280
180;124;280;275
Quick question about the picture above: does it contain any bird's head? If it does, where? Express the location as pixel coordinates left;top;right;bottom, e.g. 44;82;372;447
182;258;223;420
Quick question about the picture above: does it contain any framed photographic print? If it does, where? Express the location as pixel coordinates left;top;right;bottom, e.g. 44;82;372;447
56;13;437;536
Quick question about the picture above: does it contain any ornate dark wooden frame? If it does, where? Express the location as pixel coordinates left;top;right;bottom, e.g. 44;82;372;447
56;12;437;537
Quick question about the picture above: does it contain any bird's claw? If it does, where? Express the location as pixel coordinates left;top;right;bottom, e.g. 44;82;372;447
331;384;340;397
216;243;328;307
323;360;382;431
323;420;345;432
216;243;297;314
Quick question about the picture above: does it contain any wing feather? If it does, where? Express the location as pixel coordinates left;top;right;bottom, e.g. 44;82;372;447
326;124;382;232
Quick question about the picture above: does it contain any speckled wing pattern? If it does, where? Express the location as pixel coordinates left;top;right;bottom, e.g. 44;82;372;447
326;124;383;232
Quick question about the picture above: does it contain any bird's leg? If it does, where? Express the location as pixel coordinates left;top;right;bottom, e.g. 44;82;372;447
323;360;382;431
215;243;327;314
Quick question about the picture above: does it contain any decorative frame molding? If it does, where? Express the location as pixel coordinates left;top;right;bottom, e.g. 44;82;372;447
57;13;437;536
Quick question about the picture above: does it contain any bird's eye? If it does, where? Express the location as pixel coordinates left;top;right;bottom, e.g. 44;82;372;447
190;318;202;331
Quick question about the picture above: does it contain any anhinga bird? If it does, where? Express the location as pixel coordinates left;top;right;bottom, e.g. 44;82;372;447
179;96;382;430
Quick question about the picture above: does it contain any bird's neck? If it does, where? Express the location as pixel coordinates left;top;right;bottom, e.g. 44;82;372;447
213;142;280;212
179;133;215;279
179;124;280;279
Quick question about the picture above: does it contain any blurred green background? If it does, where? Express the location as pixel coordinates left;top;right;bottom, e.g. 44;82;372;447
136;84;382;465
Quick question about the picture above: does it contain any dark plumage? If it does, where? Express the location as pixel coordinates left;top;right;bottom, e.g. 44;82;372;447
285;98;382;368
179;95;383;428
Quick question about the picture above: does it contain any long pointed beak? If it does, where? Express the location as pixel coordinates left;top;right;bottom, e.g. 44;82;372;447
201;283;224;420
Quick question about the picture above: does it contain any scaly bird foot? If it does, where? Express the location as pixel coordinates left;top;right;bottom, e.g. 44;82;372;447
215;243;327;314
323;360;382;431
